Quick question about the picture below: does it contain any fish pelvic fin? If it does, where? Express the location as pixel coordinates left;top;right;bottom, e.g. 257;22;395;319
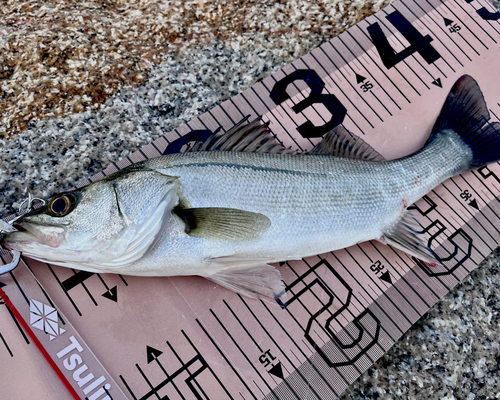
381;209;440;265
430;75;500;169
204;259;286;302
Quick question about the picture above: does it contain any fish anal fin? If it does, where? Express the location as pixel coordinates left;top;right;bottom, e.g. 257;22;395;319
173;207;271;241
381;210;440;265
309;125;385;162
204;263;286;301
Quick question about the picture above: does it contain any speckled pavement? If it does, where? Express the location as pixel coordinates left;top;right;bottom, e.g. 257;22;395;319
2;1;500;399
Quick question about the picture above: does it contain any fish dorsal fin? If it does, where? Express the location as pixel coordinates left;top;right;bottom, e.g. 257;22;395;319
309;125;385;161
380;209;440;265
190;117;296;154
173;206;271;241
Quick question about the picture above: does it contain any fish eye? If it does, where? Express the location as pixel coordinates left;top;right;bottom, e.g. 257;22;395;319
48;194;77;217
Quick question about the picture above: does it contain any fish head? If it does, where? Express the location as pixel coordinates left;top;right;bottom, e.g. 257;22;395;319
2;169;179;270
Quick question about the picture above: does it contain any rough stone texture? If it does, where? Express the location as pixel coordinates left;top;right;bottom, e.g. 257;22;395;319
0;0;390;136
1;1;500;399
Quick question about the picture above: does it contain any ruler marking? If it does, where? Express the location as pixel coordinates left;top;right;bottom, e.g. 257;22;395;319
377;11;431;90
295;258;384;365
318;44;393;120
307;50;383;124
430;188;488;262
152;347;187;400
455;0;498;42
429;186;486;262
355;244;430;313
280;265;366;380
0;331;13;357
367;241;437;307
352;245;421;324
248;86;305;151
329;251;401;339
350;28;413;103
119;375;139;400
47;264;83;316
436;0;486;52
209;308;299;399
179;331;236;400
259;300;341;398
135;363;162;400
196;318;258;400
408;0;464;67
448;176;500;237
334;34;405;109
358;20;424;96
21;261;67;325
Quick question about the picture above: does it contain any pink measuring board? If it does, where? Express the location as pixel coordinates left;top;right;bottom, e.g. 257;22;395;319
2;0;500;398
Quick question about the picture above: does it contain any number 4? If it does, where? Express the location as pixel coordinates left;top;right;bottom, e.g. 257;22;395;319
367;10;441;69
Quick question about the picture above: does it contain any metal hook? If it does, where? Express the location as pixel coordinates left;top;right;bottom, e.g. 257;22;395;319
0;220;22;274
0;250;21;274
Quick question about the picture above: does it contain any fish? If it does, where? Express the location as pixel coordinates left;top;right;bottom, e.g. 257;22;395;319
2;75;500;300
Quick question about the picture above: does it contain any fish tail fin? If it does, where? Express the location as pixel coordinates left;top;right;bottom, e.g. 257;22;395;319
430;74;500;169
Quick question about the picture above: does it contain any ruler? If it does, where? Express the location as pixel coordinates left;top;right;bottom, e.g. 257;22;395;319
2;0;500;398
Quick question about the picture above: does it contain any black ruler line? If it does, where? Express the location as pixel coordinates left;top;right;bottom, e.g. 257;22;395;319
356;244;432;311
209;308;300;399
180;329;236;400
248;86;305;151
456;0;498;42
295;258;383;364
447;177;500;237
47;264;82;316
429;187;487;263
118;375;139;400
222;300;263;353
358;19;424;96
135;363;162;400
407;0;462;69
0;331;13;357
308;49;384;123
367;241;439;307
334;34;405;109
240;89;304;150
152;345;186;400
378;10;432;89
435;0;486;52
329;251;402;340
349;28;412;103
196;318;258;400
258;300;341;398
431;190;488;262
345;246;416;326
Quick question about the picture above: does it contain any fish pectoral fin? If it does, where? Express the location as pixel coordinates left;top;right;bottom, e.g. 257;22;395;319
381;210;441;265
309;125;385;161
173;207;271;241
204;262;285;301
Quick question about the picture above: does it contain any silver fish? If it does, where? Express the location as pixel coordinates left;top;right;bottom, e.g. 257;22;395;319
3;75;500;299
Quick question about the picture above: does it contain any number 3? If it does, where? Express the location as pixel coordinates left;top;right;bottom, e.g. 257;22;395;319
270;69;347;138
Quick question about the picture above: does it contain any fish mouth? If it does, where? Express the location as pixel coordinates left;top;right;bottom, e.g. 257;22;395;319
12;222;27;232
3;222;66;249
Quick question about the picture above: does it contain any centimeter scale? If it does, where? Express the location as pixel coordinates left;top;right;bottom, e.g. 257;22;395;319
2;0;500;398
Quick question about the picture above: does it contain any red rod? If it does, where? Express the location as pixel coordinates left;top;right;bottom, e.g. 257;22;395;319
0;287;81;400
